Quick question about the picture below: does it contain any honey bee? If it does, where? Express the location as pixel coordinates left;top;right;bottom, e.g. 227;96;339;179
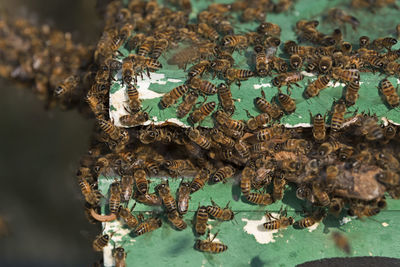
151;38;169;59
86;95;106;119
372;37;397;51
167;210;187;230
188;60;210;78
376;170;400;186
296;208;326;228
381;123;397;143
218;83;235;114
188;128;211;150
187;77;218;95
210;129;235;147
289;54;303;70
326;8;359;30
212;165;235;183
224;68;254;85
329;198;345;217
271;56;288;73
119;111;149;127
257;22;281;37
339;145;354;161
276;90;296;114
195;230;228;253
177;181;191;215
114;247;127;267
160;84;189;109
310;112;326;143
341;42;353;55
361;117;383;140
332;232;351;255
134;169;148;195
190;169;211;193
119;204;141;229
164;159;195;176
135;192;162;206
331;68;360;83
252;166;273;189
54;75;80;96
126;84;141;112
304;75;330;98
282;139;311;154
242;7;266;23
379;78;400;108
109;182;122;214
221;35;248;50
344;80;360;106
330;100;347;134
177;91;198;118
93;234;111;252
359;35;370;48
78;177;101;206
120;175;134;202
189;101;216;124
195;205;209;235
135;217;162;236
246;112;271;131
278;159;302;173
263;208;294;230
197;23;219;41
375;149;400;170
241;166;254;197
156;181;177;213
207;199;234;221
254;90;284;120
385;61;400;76
137;36;155;57
247;192;274;205
211;58;233;75
122;57;135;85
312;182;330;206
255;124;285;141
318;139;343;156
272;176;286;201
235;138;250;159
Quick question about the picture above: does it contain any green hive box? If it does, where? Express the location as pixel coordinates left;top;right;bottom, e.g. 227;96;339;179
101;0;400;266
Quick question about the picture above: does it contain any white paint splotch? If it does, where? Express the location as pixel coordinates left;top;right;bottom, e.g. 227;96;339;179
242;213;280;244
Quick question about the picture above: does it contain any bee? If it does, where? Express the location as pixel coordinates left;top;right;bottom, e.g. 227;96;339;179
246;112;271;131
195;230;228;253
242;7;266;22
218;83;235;114
164;160;195;176
310;112;326;143
276;90;296;114
296;208;326;228
271;56;288;73
135;192;162;206
114;247;127;267
272;72;303;90
134;169;148;195
329;198;345;217
126;84;141;112
93;234;111;252
190;169;210;193
318;139;343;156
217;20;234;35
210;128;235;147
289;54;303;70
263;208;294;230
327;8;359;30
339;145;354;161
151;38;169;59
211;58;233;74
177;181;191;215
341;42;353;55
272;177;286;201
332;232;351;255
381;123;397;143
385;61;400;76
278;159;302;173
86;94;105;119
252;166;273;189
255;90;284;120
312;182;330;206
206;199;234;221
189;101;216;124
379;78;400;108
197;23;219;41
332;68;360;83
235;138;250;159
317;56;332;74
187;77;218;95
304;75;330;98
241;166;254;197
195;205;209;235
255;125;285;141
188;128;211;150
254;45;271;76
119;204;141;229
122;57;135;85
78;178;101;206
166;210;187;230
247;192;274;205
221;34;248;50
212;165;235;183
330;100;347;134
120;175;134;202
359;35;370;48
177;91;198;118
135;217;162;236
257;22;281;37
137;36;155;57
188;60;210;78
344;80;360;106
159;84;189;109
282;139;311;154
109;182;122;214
54;75;80;96
361;117;383;141
224;68;254;85
372;37;397;51
156;181;177;213
119;111;149;127
375;150;400;170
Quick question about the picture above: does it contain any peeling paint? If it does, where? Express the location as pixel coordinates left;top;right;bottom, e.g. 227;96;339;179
242;213;279;244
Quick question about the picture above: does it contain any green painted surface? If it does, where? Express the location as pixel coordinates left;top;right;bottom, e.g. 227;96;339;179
110;0;400;127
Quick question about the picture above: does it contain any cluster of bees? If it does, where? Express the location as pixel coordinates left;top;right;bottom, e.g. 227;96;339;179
1;0;400;265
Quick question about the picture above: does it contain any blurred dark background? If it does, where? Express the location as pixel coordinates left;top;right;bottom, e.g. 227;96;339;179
0;0;103;266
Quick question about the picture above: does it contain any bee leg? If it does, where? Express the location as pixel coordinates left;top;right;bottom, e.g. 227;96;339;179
210;198;218;207
224;201;231;209
210;230;220;242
